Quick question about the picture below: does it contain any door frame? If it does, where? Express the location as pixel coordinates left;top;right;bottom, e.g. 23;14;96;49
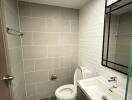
0;0;13;100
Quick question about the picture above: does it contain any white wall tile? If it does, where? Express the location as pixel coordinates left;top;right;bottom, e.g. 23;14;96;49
79;0;127;96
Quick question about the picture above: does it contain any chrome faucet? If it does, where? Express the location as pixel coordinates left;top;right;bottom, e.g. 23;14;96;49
108;85;118;92
108;77;118;92
108;77;117;82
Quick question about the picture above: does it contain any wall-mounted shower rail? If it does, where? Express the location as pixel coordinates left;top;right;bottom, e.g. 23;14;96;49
6;27;24;36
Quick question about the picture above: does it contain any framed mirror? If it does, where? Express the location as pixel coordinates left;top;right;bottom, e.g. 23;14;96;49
102;0;132;74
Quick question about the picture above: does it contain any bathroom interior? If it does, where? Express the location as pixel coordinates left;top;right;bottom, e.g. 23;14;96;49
0;0;132;100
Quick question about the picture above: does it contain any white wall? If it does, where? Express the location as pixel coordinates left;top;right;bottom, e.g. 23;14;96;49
79;0;127;97
107;0;118;6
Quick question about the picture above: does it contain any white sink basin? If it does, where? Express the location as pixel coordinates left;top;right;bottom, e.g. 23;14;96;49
78;76;124;100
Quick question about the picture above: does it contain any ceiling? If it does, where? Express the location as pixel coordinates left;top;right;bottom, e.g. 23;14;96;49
19;0;89;9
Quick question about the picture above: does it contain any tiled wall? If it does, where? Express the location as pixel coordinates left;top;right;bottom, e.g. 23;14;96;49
18;1;79;100
3;0;26;100
79;0;127;97
79;0;105;73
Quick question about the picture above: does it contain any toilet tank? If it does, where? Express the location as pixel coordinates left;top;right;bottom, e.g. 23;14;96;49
74;66;98;87
74;67;83;87
81;67;98;79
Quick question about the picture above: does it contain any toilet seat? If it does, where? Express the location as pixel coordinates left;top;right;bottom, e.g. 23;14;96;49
55;67;84;100
55;84;76;98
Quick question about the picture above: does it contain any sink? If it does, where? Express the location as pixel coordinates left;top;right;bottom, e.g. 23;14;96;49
78;76;124;100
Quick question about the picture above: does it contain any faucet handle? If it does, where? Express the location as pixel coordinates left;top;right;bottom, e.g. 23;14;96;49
108;77;118;88
108;77;117;82
110;77;117;80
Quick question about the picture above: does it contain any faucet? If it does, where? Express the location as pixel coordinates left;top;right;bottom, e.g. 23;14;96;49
108;77;118;92
108;77;117;82
108;85;117;92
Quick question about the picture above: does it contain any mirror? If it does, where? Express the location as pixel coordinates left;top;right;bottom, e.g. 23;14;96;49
102;0;132;74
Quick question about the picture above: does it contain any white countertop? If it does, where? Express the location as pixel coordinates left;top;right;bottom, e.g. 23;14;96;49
77;76;124;100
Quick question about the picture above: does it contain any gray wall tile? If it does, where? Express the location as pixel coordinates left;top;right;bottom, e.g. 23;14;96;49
18;1;32;16
22;32;33;45
20;17;33;31
4;0;26;100
18;1;79;99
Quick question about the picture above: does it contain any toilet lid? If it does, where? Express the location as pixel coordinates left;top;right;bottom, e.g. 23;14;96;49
55;84;76;98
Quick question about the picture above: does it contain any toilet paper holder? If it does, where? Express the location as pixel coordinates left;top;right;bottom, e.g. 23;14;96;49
50;74;57;80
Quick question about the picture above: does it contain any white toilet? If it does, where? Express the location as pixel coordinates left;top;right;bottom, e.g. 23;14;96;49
55;66;84;100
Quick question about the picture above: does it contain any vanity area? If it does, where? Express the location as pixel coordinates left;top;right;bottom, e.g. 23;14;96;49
77;86;89;100
77;76;124;100
77;0;132;99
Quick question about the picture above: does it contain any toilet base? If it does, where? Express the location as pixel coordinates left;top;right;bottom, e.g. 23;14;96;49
56;96;76;100
40;96;57;100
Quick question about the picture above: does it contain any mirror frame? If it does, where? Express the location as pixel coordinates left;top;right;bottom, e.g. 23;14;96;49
102;0;132;75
